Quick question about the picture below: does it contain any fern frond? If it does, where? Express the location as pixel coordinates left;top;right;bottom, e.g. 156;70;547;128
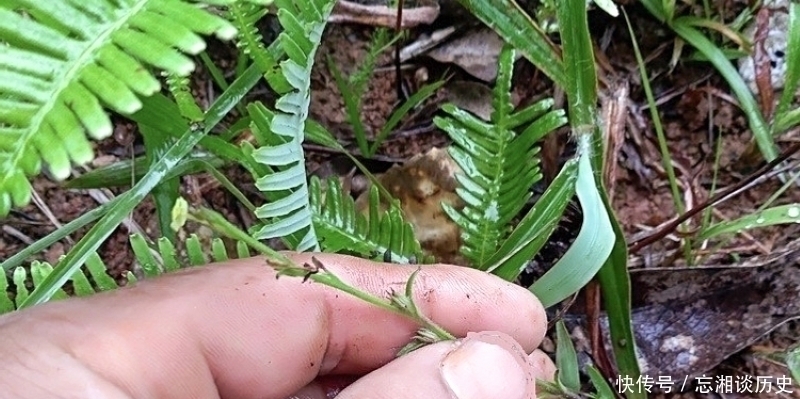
249;102;319;250
435;46;567;269
166;73;205;122
249;0;337;251
1;252;125;313
309;177;423;264
0;233;250;313
227;2;287;88
0;0;275;217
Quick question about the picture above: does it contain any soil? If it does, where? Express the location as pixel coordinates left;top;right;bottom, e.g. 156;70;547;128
2;2;800;397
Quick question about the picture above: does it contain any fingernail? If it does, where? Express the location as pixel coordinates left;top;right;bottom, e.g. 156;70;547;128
440;332;535;399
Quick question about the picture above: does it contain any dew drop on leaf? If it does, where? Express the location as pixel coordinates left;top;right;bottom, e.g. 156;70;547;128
484;200;500;222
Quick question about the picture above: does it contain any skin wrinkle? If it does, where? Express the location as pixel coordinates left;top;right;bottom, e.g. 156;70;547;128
147;302;216;396
320;282;420;374
195;271;329;397
311;285;335;376
28;306;158;398
321;285;357;373
1;334;47;396
0;328;132;399
94;302;213;397
19;275;225;398
329;276;418;370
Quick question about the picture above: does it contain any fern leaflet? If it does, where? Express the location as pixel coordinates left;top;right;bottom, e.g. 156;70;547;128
0;0;272;217
0;233;249;314
248;0;337;251
309;177;424;264
435;46;567;269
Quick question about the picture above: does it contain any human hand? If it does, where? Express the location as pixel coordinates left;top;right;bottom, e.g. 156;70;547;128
0;253;555;399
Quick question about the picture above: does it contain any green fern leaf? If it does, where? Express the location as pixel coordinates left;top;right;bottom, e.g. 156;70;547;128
30;262;68;301
309;177;423;264
130;233;162;277
249;0;337;251
85;252;119;291
435;45;567;270
249;102;319;250
228;3;288;89
0;0;273;217
0;269;12;313
166;73;205;122
0;233;249;314
2;253;110;311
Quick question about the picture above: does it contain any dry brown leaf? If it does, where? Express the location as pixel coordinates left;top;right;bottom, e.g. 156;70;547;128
442;80;494;121
398;26;457;63
426;27;513;82
600;82;629;202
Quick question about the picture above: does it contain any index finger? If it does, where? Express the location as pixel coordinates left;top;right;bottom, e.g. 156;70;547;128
4;254;547;398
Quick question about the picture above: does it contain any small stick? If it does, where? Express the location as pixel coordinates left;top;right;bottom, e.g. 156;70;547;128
394;0;404;100
629;142;800;253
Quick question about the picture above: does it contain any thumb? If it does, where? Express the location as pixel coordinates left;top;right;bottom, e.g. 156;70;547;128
337;332;539;399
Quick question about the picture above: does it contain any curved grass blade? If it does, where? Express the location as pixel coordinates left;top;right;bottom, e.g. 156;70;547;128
557;0;640;392
639;0;776;162
529;151;613;307
587;365;617;399
699;203;800;240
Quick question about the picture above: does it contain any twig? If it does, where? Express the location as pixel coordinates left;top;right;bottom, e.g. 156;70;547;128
394;0;404;100
629;142;800;253
2;225;33;245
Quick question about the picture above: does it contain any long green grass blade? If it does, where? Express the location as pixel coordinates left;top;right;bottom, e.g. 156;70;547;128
699;203;800;240
625;10;683;214
639;0;777;162
596;215;638;390
17;128;207;308
775;3;800;131
487;158;578;280
1;200;111;271
555;0;641;394
141;124;180;243
66;155;224;189
672;20;775;161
